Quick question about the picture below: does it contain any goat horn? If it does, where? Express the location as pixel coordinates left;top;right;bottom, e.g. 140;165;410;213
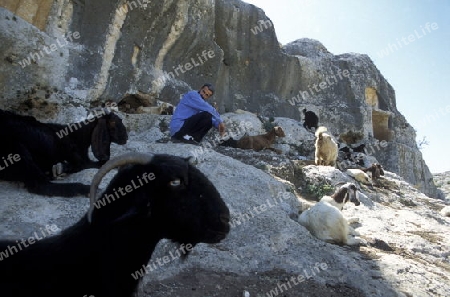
87;152;154;223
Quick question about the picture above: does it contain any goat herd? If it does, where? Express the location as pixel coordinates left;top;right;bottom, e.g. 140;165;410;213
0;107;380;296
0;108;230;297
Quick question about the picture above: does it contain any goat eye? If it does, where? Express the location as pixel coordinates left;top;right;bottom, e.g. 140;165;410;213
169;179;181;187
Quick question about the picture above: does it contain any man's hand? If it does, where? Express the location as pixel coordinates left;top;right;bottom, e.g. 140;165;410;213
218;122;226;136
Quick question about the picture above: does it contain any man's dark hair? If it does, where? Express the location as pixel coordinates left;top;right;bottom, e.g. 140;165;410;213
201;83;215;94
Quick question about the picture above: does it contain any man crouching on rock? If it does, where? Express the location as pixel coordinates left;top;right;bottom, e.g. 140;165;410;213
170;83;226;144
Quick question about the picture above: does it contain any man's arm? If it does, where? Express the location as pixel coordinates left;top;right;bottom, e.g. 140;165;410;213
183;91;223;127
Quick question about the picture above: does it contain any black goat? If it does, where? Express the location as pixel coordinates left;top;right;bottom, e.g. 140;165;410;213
0;108;128;197
338;144;367;167
302;108;319;132
0;152;230;297
352;143;366;153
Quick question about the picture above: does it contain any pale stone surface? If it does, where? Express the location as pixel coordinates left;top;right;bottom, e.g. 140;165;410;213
0;120;449;296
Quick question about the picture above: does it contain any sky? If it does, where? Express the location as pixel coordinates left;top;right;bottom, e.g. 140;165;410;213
243;0;450;174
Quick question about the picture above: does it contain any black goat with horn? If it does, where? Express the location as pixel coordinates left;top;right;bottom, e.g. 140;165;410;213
302;108;319;132
0;107;128;197
0;152;230;297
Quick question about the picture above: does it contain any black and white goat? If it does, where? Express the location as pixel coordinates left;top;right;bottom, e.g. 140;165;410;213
0;108;128;197
0;152;230;297
298;183;363;245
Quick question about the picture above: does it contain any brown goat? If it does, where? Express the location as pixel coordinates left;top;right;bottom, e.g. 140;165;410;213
362;163;385;181
221;126;286;153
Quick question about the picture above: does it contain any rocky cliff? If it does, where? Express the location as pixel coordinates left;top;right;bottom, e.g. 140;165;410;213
0;0;438;196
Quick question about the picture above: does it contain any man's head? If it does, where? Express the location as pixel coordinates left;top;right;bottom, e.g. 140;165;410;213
199;83;214;100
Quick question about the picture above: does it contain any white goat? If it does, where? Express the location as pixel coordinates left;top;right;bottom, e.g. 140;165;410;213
441;206;450;217
314;126;338;167
345;169;371;185
298;183;363;245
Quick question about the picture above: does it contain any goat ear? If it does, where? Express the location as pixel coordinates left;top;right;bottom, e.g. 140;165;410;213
112;204;146;225
185;156;197;165
332;187;347;204
92;118;111;161
379;165;385;175
90;205;140;227
91;191;150;226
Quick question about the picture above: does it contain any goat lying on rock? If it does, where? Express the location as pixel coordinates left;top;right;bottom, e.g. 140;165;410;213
345;163;385;186
345;169;371;185
137;102;174;115
441;206;450;217
298;183;363;245
362;163;384;182
220;126;285;153
0;152;230;297
0;108;128;197
314;126;338;167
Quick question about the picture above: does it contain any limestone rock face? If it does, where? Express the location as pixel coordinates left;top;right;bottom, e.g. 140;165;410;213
0;0;438;196
0;124;449;296
283;38;331;58
433;171;450;200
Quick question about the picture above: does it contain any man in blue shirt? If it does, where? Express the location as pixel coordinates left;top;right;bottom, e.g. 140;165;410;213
170;83;226;143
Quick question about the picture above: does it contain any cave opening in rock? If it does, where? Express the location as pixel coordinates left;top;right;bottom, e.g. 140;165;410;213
372;110;393;141
366;87;393;141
